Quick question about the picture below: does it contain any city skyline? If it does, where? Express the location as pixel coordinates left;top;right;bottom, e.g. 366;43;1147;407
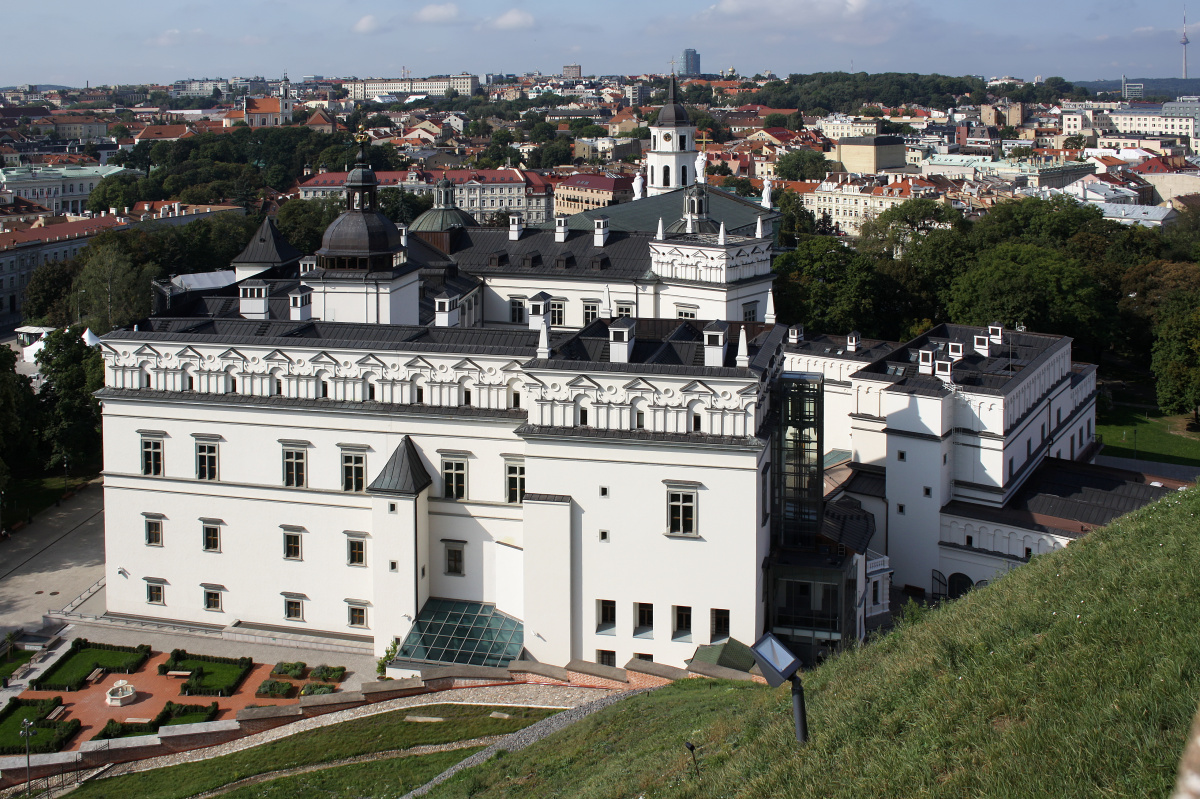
4;0;1194;88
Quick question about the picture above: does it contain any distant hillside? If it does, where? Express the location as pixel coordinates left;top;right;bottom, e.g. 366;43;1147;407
422;484;1200;798
1074;77;1200;98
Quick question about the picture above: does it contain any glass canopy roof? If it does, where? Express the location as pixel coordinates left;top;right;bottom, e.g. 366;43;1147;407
397;598;524;667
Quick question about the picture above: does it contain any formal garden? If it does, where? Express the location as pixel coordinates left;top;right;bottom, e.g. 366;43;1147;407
30;640;151;692
0;697;79;755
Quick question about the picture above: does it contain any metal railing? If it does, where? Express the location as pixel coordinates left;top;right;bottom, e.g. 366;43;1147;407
46;610;224;638
61;577;105;613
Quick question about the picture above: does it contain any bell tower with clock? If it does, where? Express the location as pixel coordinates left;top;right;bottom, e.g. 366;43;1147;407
646;75;698;197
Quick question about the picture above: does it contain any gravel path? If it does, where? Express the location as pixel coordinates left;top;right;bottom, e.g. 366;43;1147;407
189;735;503;799
403;687;659;798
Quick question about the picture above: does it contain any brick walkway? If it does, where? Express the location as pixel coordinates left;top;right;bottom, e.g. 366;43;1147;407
18;652;304;748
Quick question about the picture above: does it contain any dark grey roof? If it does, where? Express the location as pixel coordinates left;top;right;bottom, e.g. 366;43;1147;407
232;216;303;268
522;493;573;503
942;458;1177;537
821;497;875;554
541;186;780;236
786;333;902;364
656;74;690;128
367;436;433;496
410;206;478;232
843;464;886;498
317;208;405;258
446;227;653;282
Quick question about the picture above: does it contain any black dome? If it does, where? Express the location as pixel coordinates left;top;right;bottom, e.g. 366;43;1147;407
317;211;403;257
657;75;690;128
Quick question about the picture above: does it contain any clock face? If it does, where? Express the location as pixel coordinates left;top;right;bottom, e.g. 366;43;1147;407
662;132;672;143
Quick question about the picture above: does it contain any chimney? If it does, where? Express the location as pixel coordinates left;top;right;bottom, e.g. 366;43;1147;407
239;280;269;320
593;216;610;247
935;358;954;383
918;345;936;375
788;324;805;344
554;215;569;243
536;317;550;359
846;330;861;353
948;341;964;362
703;321;729;367
434;292;460;327
973;334;990;358
527;291;550;331
608;316;636;364
735;326;750;368
508;212;525;241
988;322;1004;343
288;286;312;321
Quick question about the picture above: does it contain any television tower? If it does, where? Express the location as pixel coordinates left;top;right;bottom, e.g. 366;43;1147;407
1184;7;1191;80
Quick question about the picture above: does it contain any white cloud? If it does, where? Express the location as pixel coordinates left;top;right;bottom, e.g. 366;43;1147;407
147;29;181;47
352;14;380;34
415;3;459;24
695;0;914;46
494;9;534;30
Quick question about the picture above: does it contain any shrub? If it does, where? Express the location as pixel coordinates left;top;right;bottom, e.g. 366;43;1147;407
300;683;336;696
0;697;81;755
92;701;219;740
30;640;151;691
271;661;307;679
256;679;293;698
310;665;346;683
162;650;254;697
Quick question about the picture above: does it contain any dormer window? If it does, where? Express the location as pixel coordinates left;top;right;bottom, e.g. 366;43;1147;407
706;334;721;347
920;350;933;364
612;329;626;343
530;303;543;316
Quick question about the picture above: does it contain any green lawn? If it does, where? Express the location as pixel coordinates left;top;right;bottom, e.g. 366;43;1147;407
37;648;142;688
163;711;211;726
0;701;52;747
1096;404;1200;468
219;749;481;799
421;485;1200;799
69;704;555;799
0;648;34;679
172;658;245;694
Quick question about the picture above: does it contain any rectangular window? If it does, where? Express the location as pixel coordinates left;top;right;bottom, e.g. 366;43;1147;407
597;650;616;667
196;443;218;481
283;449;306;487
676;308;697;319
283;532;302;560
742;302;758;323
871;580;879;605
923;486;932;497
711;608;730;641
202;525;220;552
549;300;565;326
145;518;163;546
635;602;654;637
142;438;163;476
348;539;366;566
668;491;696;535
598;599;616;634
506;462;525;503
635;411;645;429
147;584;164;605
204;590;222;611
342;452;365;492
635;653;653;661
616;303;633;318
897;504;906;515
897;450;907;462
583;302;599;324
674;605;692;641
348;606;368;627
443;460;466;499
445;542;464;575
285;598;303;621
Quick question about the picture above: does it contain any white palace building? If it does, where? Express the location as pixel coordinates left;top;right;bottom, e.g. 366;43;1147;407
96;88;1174;672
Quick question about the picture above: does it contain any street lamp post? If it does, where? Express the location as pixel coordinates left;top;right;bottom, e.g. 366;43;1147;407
19;717;37;797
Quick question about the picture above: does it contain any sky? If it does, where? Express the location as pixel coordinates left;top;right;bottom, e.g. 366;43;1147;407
7;0;1194;88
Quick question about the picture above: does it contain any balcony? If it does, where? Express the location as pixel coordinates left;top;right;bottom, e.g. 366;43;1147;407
866;550;890;576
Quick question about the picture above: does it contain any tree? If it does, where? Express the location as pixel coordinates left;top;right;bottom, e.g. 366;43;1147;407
706;161;733;177
37;326;104;472
24;259;83;326
379;188;433;225
0;346;38;494
775;149;831;181
721;176;756;197
1151;292;1200;421
276;197;344;254
857;198;965;259
763;113;789;129
1063;135;1087;150
75;243;161;334
947;243;1104;344
772;238;888;335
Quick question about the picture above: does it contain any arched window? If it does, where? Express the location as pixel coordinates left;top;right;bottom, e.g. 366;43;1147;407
506;379;523;409
362;372;377;402
411;375;427;404
662;165;670;186
680;165;688;185
460;378;475;407
269;369;284;396
575;396;592;427
630;398;647;430
947;573;973;599
687;400;705;433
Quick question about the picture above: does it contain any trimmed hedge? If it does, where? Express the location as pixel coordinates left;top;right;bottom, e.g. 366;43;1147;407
255;679;294;698
310;665;346;683
93;701;219;740
300;683;336;696
30;639;151;692
157;649;253;697
0;697;81;755
271;661;307;679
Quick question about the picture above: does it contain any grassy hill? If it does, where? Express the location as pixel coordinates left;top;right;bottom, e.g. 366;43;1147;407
422;485;1200;799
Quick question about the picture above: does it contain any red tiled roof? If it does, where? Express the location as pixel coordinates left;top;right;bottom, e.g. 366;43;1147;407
559;173;633;191
0;215;126;250
245;98;282;115
134;125;193;140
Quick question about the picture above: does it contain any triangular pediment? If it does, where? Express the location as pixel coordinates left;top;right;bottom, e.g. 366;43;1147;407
134;344;161;357
263;349;291;362
309;351;338;365
174;346;203;361
356;354;388;368
680;380;714;395
736;384;759;396
218;348;245;361
499;360;524;373
451;358;482;372
566;374;602;390
404;356;436;371
622;377;658;393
